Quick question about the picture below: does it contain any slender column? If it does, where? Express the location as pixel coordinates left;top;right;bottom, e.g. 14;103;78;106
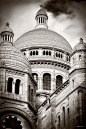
38;77;40;90
39;48;43;56
39;77;43;90
12;79;16;93
20;83;23;94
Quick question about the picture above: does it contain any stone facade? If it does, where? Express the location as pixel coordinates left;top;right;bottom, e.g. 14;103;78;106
0;8;86;129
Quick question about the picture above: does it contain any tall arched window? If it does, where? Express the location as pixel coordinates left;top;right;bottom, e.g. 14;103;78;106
15;79;20;94
7;78;13;93
56;75;63;89
32;73;38;89
43;73;51;90
63;107;65;126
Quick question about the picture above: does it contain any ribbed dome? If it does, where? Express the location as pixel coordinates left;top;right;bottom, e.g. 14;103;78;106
14;28;72;54
36;8;48;18
73;38;86;53
0;45;32;73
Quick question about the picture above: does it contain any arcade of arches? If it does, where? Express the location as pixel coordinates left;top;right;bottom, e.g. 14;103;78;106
32;73;63;90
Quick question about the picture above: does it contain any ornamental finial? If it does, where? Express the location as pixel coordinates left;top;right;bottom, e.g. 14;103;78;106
40;4;44;8
6;22;9;27
79;38;83;43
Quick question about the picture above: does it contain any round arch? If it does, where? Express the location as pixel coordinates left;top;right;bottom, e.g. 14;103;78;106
41;71;53;78
0;107;36;129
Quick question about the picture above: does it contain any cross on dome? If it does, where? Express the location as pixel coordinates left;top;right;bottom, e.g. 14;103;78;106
79;38;83;43
6;22;9;27
40;4;44;8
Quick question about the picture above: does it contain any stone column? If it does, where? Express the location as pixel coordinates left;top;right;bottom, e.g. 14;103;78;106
12;79;16;93
20;83;23;94
63;52;67;62
39;77;43;90
39;48;43;57
26;49;29;58
38;77;40;90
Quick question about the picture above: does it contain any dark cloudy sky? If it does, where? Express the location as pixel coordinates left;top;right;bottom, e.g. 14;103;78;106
0;0;86;48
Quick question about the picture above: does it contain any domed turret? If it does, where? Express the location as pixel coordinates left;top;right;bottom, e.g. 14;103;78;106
0;22;14;46
69;38;86;90
72;38;86;53
35;6;48;29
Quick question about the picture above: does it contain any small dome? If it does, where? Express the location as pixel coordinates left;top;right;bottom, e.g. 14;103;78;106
1;23;13;34
0;45;32;74
73;38;86;53
36;8;48;18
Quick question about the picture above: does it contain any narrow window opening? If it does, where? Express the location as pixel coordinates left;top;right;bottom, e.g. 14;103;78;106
7;78;13;93
33;51;35;55
49;51;51;56
63;107;65;126
46;51;48;55
79;55;81;61
41;17;42;23
58;115;60;127
61;54;63;58
8;35;9;41
43;51;45;55
5;35;7;41
36;51;38;55
15;79;20;94
30;51;32;56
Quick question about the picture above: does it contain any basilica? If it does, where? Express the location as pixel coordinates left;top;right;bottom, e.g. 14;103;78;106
0;7;86;129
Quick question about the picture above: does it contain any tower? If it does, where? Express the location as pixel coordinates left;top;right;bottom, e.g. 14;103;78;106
69;38;86;128
35;6;48;29
0;23;37;129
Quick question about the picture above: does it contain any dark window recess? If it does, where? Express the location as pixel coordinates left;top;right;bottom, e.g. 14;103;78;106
56;75;63;89
43;51;45;55
43;73;51;90
7;78;13;93
15;79;20;94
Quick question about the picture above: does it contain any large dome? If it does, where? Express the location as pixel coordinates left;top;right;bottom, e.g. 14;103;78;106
14;28;72;54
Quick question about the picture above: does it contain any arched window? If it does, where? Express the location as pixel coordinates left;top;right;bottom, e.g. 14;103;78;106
30;51;32;56
61;54;63;58
33;51;35;55
56;75;63;89
49;51;51;56
36;51;38;55
43;51;45;55
46;51;48;55
58;53;60;58
15;79;20;94
32;73;38;89
58;115;60;128
56;53;58;57
7;78;13;93
63;107;65;126
43;73;51;90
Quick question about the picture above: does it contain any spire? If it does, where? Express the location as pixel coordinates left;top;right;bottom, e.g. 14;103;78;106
0;23;14;46
35;6;48;29
6;22;9;27
79;38;83;43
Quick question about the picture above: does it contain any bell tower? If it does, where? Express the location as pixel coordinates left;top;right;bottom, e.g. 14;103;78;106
35;6;48;29
0;22;14;46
